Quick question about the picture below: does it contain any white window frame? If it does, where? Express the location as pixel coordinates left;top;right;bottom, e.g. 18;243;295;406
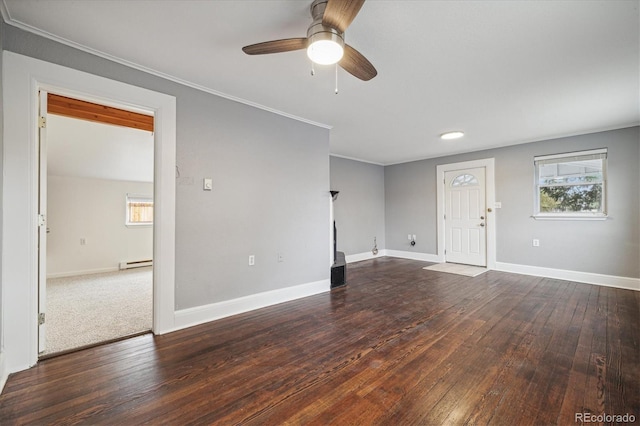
126;194;154;226
533;148;608;220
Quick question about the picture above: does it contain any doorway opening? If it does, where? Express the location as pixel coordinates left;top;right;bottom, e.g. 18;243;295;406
39;92;155;357
3;51;176;372
436;158;496;269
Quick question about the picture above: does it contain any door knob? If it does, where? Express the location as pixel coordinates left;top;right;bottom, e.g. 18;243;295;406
480;216;485;220
480;223;485;227
487;208;493;212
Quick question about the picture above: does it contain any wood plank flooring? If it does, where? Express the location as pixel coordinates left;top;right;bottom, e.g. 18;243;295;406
1;257;638;425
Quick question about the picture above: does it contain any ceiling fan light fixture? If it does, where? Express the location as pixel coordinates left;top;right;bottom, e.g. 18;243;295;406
242;0;377;81
440;131;465;140
307;39;344;65
306;19;345;65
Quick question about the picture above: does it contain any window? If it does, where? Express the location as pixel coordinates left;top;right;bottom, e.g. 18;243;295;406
451;174;479;187
126;194;153;226
533;148;607;219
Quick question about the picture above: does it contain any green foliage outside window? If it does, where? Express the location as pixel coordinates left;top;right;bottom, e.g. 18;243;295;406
539;184;602;213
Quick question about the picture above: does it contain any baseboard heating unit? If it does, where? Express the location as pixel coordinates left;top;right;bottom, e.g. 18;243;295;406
119;259;153;270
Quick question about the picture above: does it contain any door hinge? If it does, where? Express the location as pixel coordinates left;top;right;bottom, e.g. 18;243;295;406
38;116;47;128
39;312;45;325
38;214;46;227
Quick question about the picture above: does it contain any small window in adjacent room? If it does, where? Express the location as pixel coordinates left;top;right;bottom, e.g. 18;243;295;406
533;148;607;219
126;194;154;226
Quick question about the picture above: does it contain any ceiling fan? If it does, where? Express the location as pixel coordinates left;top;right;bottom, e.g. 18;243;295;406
242;0;377;81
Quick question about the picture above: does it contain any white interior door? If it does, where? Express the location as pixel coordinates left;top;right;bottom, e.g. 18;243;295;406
38;90;48;353
444;167;487;266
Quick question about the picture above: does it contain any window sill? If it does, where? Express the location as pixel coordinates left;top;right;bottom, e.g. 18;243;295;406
126;223;153;228
531;215;608;221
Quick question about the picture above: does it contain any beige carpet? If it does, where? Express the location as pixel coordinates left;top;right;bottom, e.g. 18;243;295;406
423;262;488;277
44;267;152;355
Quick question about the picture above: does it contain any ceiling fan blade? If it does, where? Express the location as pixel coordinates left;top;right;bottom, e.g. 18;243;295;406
339;44;377;81
323;0;365;33
242;38;308;55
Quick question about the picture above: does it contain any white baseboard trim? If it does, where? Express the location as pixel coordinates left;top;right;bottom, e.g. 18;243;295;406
47;266;120;279
172;279;331;332
385;250;440;263
0;352;7;395
377;253;638;291
495;262;640;291
345;250;387;263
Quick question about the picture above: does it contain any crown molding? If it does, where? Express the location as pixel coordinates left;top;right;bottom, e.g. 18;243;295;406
329;153;384;166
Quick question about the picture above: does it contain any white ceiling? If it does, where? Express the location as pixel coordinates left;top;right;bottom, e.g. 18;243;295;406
48;115;154;183
3;0;639;165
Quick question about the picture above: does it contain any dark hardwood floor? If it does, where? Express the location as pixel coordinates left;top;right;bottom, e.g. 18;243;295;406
1;257;638;425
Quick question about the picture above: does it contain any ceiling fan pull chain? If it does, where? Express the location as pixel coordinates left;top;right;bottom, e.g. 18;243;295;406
335;63;339;94
310;60;315;76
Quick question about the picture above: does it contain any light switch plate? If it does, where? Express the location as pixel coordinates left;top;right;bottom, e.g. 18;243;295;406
203;178;213;190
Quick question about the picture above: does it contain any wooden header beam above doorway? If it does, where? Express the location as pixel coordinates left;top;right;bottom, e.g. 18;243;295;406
47;93;154;132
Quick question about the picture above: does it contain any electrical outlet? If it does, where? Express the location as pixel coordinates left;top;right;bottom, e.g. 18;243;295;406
532;239;540;247
408;234;412;241
80;238;86;245
412;234;417;241
278;253;284;263
248;255;255;266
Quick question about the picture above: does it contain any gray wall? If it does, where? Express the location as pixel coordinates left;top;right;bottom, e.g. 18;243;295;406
385;127;640;278
174;101;329;306
385;159;438;254
2;24;330;309
330;156;385;255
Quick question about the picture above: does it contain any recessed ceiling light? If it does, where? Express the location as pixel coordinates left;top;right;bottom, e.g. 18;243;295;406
440;131;465;140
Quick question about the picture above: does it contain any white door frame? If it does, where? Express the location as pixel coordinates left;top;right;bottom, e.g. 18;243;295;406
436;158;496;269
2;51;177;373
38;89;48;353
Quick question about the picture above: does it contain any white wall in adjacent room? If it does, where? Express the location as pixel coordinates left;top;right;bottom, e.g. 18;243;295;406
46;175;153;277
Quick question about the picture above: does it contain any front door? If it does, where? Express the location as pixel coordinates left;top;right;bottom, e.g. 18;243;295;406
444;167;486;266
